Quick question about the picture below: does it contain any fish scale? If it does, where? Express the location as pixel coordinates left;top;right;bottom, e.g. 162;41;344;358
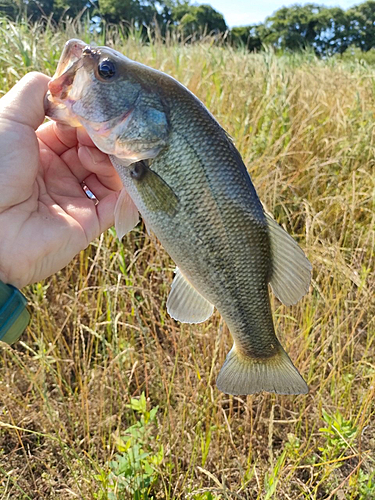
45;39;312;395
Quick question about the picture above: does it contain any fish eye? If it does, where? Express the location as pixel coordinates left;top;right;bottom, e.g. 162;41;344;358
98;59;116;80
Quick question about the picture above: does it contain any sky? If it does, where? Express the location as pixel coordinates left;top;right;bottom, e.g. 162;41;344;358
198;0;361;28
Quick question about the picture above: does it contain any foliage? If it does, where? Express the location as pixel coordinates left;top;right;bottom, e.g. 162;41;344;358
1;0;375;57
356;469;375;499
0;0;22;19
98;0;158;27
0;0;90;22
346;1;375;52
233;1;375;55
229;25;263;52
319;409;358;460
95;393;163;499
170;2;227;37
263;4;345;54
0;0;227;37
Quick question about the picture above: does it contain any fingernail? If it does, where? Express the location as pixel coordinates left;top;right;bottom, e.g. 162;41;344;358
82;146;107;165
56;122;73;133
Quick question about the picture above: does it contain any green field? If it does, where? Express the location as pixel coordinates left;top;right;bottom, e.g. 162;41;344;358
0;19;374;500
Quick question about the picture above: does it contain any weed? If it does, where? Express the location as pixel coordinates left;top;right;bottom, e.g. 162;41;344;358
355;469;375;499
319;409;358;460
95;394;163;499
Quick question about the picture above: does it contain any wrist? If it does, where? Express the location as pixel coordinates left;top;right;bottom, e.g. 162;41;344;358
0;264;16;288
0;264;28;289
0;280;30;344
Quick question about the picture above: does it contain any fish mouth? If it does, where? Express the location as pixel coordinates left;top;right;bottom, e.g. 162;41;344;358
45;39;98;125
48;39;86;98
56;39;86;74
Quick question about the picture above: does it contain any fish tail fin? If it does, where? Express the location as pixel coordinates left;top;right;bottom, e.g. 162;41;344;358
216;344;308;395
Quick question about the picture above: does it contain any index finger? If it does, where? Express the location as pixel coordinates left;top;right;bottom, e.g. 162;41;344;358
37;120;97;156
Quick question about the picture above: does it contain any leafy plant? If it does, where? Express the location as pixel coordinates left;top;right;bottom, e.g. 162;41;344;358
96;393;163;499
264;449;287;499
355;469;375;499
319;409;357;459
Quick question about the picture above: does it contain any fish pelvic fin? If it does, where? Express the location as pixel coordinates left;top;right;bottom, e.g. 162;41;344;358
167;268;214;323
216;344;308;396
114;187;139;240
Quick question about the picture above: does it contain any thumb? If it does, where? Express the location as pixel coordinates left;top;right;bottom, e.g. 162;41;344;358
0;72;50;130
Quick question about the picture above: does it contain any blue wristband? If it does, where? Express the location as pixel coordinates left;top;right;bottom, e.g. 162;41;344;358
0;281;30;344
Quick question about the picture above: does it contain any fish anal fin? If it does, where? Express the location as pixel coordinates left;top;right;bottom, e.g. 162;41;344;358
167;268;214;324
266;213;312;306
114;187;139;240
216;343;308;395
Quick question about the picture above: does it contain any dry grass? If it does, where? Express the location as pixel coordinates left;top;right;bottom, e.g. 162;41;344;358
0;19;374;500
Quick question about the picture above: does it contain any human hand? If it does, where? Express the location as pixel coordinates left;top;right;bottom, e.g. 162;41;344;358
0;72;122;288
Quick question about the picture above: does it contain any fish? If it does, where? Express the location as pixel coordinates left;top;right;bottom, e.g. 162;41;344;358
45;39;312;395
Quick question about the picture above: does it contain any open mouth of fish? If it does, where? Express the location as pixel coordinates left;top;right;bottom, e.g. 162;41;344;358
44;39;86;124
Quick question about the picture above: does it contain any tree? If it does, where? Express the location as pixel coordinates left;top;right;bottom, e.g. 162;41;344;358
171;2;227;36
314;7;348;55
0;0;22;19
0;0;92;22
264;4;334;52
230;25;266;52
345;1;375;52
98;0;158;26
258;2;375;55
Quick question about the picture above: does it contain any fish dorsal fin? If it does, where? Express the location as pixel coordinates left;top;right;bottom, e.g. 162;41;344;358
167;268;214;324
114;187;139;240
266;213;312;306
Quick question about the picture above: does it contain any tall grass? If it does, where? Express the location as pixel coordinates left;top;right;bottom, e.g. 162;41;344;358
0;18;374;500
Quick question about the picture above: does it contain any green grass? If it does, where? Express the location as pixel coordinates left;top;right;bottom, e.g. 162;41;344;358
0;18;374;500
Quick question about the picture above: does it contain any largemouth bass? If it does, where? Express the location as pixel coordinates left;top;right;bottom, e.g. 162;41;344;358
45;39;312;395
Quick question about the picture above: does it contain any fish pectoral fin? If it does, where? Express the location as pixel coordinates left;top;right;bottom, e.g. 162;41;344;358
266;213;312;306
133;162;179;217
114;187;140;240
167;268;214;324
216;343;309;395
